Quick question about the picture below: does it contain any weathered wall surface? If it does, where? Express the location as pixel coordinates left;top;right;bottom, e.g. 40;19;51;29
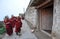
52;0;60;39
25;7;38;28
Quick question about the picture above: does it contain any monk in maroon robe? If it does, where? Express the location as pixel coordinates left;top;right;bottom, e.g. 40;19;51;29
15;16;22;35
4;16;13;36
10;15;16;28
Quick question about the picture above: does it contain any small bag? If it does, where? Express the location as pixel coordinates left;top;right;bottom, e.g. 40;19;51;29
0;23;6;35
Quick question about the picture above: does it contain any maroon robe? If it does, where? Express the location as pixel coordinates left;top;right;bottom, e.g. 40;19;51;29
10;16;16;28
15;17;22;32
4;19;13;35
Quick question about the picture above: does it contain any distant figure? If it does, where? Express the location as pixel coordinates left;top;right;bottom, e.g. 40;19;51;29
4;16;13;36
22;16;24;20
15;16;22;35
10;15;16;28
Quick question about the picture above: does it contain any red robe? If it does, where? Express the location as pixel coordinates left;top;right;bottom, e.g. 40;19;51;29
15;17;22;32
10;17;16;28
4;19;13;35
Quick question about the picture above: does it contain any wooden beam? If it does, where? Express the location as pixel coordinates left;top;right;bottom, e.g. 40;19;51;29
42;1;53;8
36;0;51;8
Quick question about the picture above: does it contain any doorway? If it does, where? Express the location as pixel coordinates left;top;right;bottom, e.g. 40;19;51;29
38;2;53;37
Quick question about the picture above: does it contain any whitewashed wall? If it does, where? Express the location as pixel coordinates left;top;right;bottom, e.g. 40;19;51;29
52;0;60;39
25;7;38;27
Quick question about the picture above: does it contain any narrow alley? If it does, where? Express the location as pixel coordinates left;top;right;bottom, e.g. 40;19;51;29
1;0;60;39
2;20;37;39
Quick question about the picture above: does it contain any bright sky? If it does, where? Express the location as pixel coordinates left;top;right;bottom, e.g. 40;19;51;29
0;0;30;21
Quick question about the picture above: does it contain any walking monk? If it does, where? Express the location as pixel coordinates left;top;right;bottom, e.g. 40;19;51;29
10;15;16;28
4;16;13;36
15;16;22;35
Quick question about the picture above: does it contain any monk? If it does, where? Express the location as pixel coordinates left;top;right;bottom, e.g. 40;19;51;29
10;15;16;28
4;16;13;36
15;16;22;35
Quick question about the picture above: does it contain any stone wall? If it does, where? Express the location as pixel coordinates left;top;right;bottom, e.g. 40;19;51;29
25;7;38;28
52;0;60;39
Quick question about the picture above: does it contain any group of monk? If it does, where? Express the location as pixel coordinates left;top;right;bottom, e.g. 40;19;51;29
4;15;22;36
